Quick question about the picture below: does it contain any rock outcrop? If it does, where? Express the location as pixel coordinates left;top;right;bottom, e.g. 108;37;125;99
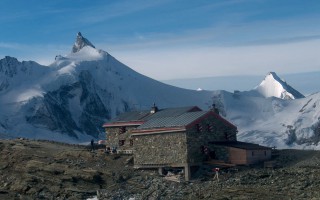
72;32;96;53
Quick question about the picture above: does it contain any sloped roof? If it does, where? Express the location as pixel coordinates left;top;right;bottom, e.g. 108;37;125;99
103;106;201;127
209;141;271;150
103;106;237;133
137;111;207;130
143;106;201;120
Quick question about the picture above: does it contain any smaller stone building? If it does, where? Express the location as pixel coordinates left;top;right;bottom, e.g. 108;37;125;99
209;141;272;165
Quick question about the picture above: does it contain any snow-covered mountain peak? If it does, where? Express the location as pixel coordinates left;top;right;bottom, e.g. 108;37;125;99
254;72;305;99
71;32;96;53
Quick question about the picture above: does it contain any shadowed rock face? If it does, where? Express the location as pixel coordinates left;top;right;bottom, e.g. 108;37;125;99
25;70;112;138
72;32;96;53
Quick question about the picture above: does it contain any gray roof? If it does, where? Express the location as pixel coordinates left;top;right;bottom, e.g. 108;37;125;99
137;111;207;129
111;106;200;123
105;105;237;130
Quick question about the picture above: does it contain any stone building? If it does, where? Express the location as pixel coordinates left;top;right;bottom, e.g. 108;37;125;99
103;105;270;181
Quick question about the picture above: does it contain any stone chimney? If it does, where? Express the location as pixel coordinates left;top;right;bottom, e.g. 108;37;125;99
150;103;158;114
211;104;219;115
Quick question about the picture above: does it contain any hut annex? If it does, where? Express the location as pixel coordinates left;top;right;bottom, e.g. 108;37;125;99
103;105;271;181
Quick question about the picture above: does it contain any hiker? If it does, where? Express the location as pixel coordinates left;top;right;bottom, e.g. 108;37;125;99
91;139;94;151
213;168;220;181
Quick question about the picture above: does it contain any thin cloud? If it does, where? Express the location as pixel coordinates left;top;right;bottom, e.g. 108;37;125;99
94;5;320;50
79;1;169;24
0;3;68;23
0;42;25;50
112;38;320;80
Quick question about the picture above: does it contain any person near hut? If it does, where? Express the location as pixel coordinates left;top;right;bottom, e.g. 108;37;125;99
213;168;220;181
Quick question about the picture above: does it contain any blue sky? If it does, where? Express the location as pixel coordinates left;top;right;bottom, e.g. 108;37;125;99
1;0;320;80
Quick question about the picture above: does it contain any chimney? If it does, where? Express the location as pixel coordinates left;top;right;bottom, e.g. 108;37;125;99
211;104;219;115
150;103;158;114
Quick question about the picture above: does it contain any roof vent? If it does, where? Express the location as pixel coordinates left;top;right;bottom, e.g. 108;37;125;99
150;103;158;114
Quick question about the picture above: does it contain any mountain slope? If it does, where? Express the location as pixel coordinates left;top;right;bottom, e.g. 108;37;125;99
215;89;320;149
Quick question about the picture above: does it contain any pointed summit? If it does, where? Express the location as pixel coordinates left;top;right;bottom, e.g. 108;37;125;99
254;72;305;99
71;32;95;53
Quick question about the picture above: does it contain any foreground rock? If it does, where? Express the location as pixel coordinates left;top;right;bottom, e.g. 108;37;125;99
1;139;320;199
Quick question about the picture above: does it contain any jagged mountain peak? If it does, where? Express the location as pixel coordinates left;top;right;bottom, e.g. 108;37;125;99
254;71;305;99
0;56;20;65
0;56;21;77
71;32;95;53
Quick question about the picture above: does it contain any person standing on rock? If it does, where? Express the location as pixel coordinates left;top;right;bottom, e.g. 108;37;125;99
91;139;94;152
213;168;220;181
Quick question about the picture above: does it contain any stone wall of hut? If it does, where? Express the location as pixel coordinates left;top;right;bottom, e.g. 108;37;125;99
186;115;237;164
210;145;229;162
132;131;188;166
105;126;137;151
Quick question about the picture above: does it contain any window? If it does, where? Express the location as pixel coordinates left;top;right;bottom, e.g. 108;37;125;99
264;151;267;156
252;151;255;156
206;124;213;132
209;123;216;132
119;140;125;146
119;126;126;134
